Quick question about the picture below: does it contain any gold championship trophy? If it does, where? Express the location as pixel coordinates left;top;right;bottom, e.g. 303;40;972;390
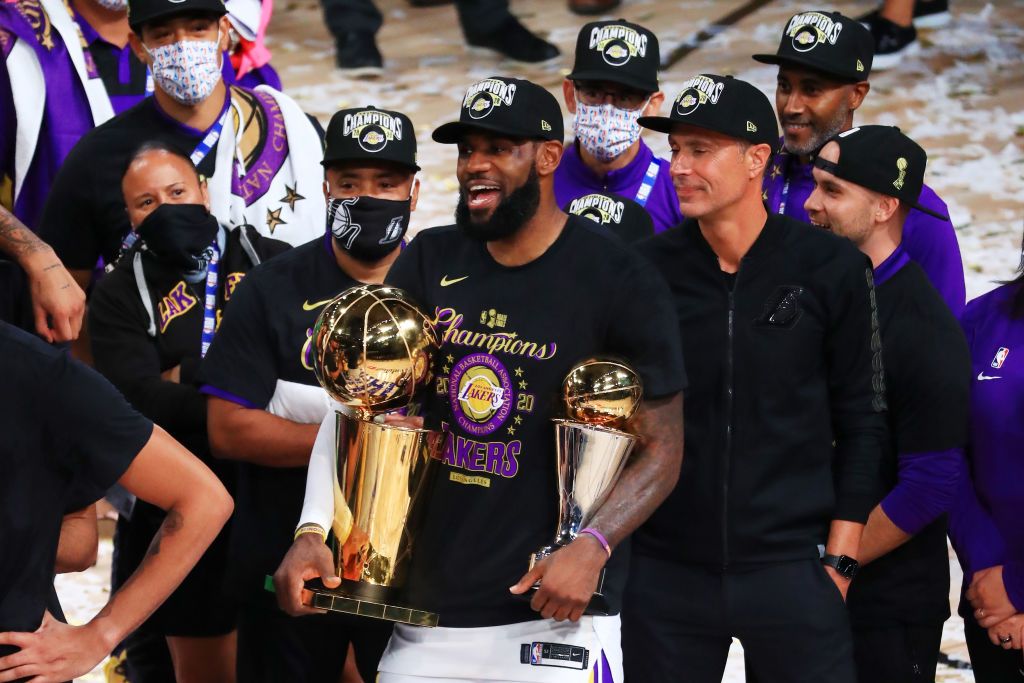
527;358;643;615
307;284;443;627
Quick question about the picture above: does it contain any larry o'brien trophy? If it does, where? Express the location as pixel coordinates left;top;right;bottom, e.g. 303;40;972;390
527;358;643;616
307;284;443;627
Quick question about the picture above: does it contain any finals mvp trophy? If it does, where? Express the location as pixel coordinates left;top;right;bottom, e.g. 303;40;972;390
307;284;443;627
527;358;643;615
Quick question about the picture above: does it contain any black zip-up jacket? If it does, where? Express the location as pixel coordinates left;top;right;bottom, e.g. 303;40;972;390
634;214;888;567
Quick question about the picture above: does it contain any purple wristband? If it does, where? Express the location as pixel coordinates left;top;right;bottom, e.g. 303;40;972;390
579;528;611;558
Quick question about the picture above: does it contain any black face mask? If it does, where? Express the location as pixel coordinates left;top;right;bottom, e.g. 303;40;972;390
455;167;540;242
326;195;410;262
135;203;218;274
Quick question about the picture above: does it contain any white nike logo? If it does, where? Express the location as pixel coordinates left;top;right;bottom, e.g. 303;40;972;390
977;372;1002;381
440;275;469;287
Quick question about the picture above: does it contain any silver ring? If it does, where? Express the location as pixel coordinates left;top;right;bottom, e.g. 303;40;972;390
1001;635;1013;644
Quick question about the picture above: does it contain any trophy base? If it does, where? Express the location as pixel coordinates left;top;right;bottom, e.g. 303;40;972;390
304;583;438;627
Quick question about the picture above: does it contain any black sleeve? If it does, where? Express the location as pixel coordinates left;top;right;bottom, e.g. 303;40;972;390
196;268;280;407
385;235;428;309
48;352;155;504
825;252;889;523
605;252;687;399
87;271;207;434
35;132;102;270
891;315;971;454
306;114;326;145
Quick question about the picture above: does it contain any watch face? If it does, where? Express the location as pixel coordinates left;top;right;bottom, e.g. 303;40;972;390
835;555;858;578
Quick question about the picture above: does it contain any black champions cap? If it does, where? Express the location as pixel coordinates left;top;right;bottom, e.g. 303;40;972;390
432;77;564;144
567;20;660;93
322;106;420;172
565;192;655;243
814;125;948;220
638;74;778;147
128;0;227;32
752;10;873;82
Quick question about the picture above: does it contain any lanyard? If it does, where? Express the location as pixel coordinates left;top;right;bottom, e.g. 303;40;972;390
191;108;230;167
634;160;660;208
200;242;220;358
776;176;791;215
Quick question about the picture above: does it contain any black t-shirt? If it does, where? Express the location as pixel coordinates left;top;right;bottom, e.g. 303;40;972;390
847;259;970;626
386;217;687;627
0;322;152;646
196;234;358;601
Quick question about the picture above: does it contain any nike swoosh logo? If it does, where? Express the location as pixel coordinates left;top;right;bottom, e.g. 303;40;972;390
302;298;333;311
440;275;469;287
977;372;1002;381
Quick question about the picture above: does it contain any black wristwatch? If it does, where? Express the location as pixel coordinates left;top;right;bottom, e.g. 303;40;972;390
821;553;859;579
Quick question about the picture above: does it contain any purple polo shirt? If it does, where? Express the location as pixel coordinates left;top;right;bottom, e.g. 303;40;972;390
763;147;966;315
949;282;1024;612
73;11;148;115
555;139;682;234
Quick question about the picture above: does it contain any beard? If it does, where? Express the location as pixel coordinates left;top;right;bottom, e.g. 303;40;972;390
455;168;540;242
784;106;851;157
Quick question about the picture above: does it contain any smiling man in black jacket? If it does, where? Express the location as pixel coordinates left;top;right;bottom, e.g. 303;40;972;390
621;74;888;682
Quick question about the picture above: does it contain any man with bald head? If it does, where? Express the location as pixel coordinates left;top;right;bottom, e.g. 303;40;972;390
89;140;287;682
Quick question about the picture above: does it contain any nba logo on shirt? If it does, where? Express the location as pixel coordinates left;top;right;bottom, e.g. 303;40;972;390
991;347;1010;369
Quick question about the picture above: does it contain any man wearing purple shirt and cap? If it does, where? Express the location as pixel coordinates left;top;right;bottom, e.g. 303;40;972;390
555;20;682;234
948;238;1024;679
803;125;971;682
753;10;966;315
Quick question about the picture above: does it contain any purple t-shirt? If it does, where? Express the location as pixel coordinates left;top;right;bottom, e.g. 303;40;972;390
950;282;1024;612
555;139;682;234
763;148;966;315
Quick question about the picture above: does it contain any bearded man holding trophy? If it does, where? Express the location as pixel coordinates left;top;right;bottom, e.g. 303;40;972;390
275;75;686;683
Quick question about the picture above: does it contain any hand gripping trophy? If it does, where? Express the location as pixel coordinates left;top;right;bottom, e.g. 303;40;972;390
306;284;444;626
527;357;643;615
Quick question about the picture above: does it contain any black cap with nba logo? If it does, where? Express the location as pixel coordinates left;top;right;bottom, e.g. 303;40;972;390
432;77;563;144
638;74;778;147
564;191;655;244
752;10;873;82
567;20;660;94
814;125;949;220
322;106;420;172
127;0;227;32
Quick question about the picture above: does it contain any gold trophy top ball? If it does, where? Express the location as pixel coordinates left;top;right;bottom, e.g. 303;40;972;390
562;358;643;428
313;284;438;418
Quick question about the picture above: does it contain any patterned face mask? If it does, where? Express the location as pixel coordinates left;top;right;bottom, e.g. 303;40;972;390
145;31;222;106
573;100;647;163
94;0;127;11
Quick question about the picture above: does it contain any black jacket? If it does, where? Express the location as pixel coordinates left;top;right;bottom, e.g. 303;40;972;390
634;214;887;567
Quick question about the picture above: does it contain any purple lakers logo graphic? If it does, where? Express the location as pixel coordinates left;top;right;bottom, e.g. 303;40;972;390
449;353;514;436
992;346;1010;369
158;281;197;333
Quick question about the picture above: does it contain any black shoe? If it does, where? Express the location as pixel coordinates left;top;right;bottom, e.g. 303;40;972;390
859;0;950;30
869;15;918;70
334;32;384;77
468;17;560;64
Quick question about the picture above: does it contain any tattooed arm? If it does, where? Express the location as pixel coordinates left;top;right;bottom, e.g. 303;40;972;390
0;426;233;682
511;393;684;621
0;205;85;343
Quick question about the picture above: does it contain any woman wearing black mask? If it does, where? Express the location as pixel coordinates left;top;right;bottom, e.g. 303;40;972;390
87;140;288;683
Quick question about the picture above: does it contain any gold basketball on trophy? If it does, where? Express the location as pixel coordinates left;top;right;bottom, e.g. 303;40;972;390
562;358;643;428
313;284;437;417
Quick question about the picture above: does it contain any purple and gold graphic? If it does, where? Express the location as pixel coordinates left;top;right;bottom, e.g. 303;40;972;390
449;352;514;436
